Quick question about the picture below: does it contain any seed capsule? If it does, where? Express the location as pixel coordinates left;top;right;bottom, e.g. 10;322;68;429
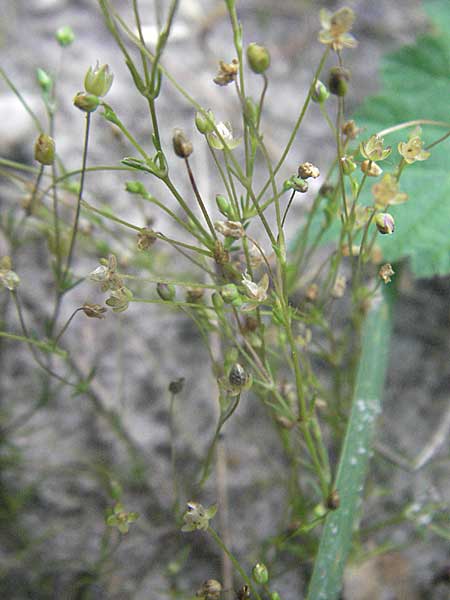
34;134;55;166
229;363;249;388
328;66;350;96
73;92;100;113
252;562;269;584
247;43;271;74
173;128;193;158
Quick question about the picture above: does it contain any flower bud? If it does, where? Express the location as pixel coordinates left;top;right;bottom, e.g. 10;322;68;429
328;66;350;96
340;155;356;175
125;181;147;195
195;109;215;134
375;213;395;235
55;25;75;47
36;68;53;95
84;62;114;97
270;593;281;600
157;282;176;301
311;80;330;103
298;162;320;180
34;134;55;165
212;292;225;312
247;43;271;74
186;288;204;303
252;562;269;585
0;257;20;291
73;92;100;112
220;284;240;304
172;128;193;158
216;194;234;219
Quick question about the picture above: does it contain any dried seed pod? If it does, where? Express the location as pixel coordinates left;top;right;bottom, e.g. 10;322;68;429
82;303;107;319
213;240;230;265
173;128;193;158
379;263;395;284
298;162;320;180
326;488;340;510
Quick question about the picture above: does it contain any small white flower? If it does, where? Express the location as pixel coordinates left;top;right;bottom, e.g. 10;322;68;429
207;121;241;151
88;265;109;282
242;271;269;303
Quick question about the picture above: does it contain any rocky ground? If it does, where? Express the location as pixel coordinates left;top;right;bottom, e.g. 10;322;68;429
1;1;449;599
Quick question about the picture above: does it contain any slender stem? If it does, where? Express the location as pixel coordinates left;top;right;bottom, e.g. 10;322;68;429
63;112;92;284
27;165;45;216
53;308;83;345
184;157;217;238
168;390;180;515
425;129;450;150
163;176;212;245
11;291;75;386
257;73;268;131
0;331;66;356
281;191;296;228
51;160;62;284
207;527;263;600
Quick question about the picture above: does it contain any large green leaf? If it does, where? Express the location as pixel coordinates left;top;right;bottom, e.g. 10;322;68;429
354;0;450;277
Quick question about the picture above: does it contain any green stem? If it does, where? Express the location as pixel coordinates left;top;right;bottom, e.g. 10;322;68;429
207;526;263;600
63;112;92;284
184;157;217;239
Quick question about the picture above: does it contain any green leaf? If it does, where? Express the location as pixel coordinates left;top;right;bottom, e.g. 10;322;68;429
354;0;450;277
307;287;394;600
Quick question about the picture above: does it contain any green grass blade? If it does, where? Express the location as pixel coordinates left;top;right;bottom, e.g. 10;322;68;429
307;288;394;600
